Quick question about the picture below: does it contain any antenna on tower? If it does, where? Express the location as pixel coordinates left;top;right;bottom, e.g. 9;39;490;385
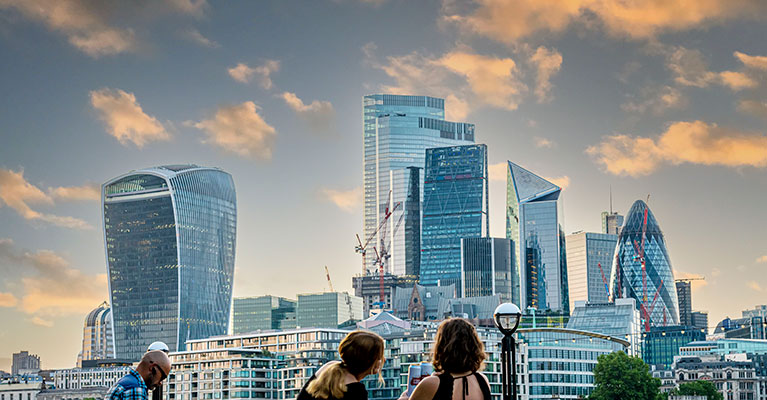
609;185;613;214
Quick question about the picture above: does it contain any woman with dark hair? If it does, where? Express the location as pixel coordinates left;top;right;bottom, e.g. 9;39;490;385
400;318;491;400
298;330;385;400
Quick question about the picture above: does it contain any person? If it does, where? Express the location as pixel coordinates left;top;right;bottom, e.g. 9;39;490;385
399;319;491;400
297;330;385;400
106;350;172;400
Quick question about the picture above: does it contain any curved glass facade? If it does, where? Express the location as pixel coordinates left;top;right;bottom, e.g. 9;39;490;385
609;200;679;328
78;301;114;367
103;165;236;360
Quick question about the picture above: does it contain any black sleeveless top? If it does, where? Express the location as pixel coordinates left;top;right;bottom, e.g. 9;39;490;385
433;372;491;400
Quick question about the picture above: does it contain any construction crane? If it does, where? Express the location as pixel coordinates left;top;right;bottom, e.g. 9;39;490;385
325;266;334;292
370;210;405;311
597;263;610;301
355;190;401;275
675;277;705;283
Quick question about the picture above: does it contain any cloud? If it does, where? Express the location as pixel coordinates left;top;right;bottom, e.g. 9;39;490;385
182;28;219;48
280;92;335;134
718;71;758;91
529;46;563;103
545;176;570;190
165;0;207;17
675;271;709;289
90;88;169;148
320;186;362;212
748;281;764;292
534;137;555;148
0;292;17;307
622;85;687;115
442;0;766;43
735;51;767;71
29;316;54;327
48;183;100;201
191;101;277;160
739;100;767;119
0;168;93;229
665;47;761;91
228;60;280;89
587;121;767;177
757;255;767;263
369;46;526;120
0;239;107;324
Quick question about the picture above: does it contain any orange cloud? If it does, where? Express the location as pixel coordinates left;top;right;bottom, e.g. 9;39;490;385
488;162;569;189
443;0;766;43
281;92;335;134
49;183;100;201
0;292;18;307
748;281;764;292
191;101;277;160
735;51;767;70
719;71;758;91
622;85;686;115
529;46;563;103
320;186;362;213
90;88;169;148
587;121;767;177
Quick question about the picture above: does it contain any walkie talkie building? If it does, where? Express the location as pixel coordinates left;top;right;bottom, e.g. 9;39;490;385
102;165;236;360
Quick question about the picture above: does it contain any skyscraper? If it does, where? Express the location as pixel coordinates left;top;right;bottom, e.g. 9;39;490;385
233;296;296;334
362;94;475;276
676;280;692;326
506;162;569;313
610;200;679;329
461;237;514;302
296;292;364;328
421;144;488;294
103;165;236;360
11;351;40;375
565;232;618;311
601;211;624;235
77;301;115;367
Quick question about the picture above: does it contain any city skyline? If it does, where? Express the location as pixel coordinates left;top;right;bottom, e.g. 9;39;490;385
1;0;767;371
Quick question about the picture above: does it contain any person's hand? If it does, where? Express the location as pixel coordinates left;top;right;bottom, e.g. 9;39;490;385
397;391;409;400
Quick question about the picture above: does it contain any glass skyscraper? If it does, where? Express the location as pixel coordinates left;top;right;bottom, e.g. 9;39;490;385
565;232;618;311
233;296;296;334
609;199;680;328
363;94;475;276
102;165;237;360
461;237;514;302
421;144;488;294
506;162;569;314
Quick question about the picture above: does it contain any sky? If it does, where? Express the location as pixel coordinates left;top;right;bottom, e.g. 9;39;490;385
0;0;766;371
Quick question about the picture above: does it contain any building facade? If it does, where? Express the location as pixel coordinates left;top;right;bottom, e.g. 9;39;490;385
744;305;767;319
352;274;417;317
0;382;44;400
564;232;618;311
676;281;692;327
232;296;296;334
566;298;643;356
420;144;489;294
296;293;363;328
11;352;40;376
460;237;514;302
77;302;114;367
103;165;237;360
362;94;475;276
53;366;130;390
610;200;680;328
391;284;455;321
691;311;709;334
600;211;624;235
643;326;706;370
674;355;761;400
506;162;569;314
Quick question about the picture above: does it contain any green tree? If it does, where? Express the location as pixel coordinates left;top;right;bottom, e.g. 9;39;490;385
670;380;723;400
589;351;660;400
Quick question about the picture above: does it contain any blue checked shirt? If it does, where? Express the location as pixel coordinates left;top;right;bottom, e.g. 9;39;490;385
106;369;149;400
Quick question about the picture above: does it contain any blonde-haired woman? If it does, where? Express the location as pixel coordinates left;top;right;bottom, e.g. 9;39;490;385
298;330;385;400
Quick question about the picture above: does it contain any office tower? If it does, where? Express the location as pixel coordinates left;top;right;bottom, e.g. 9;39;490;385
601;212;624;235
506;161;569;313
567;298;643;356
460;237;513;302
676;280;692;326
421;144;488;293
610;200;679;329
77;302;115;367
565;232;618;311
296;292;363;328
103;165;237;360
691;311;708;334
642;326;705;369
232;296;296;334
403;166;421;276
11;351;40;375
743;305;767;319
362;94;475;276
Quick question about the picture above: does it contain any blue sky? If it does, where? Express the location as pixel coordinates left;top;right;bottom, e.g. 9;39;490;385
0;0;766;370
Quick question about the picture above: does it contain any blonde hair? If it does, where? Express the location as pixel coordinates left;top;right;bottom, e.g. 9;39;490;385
307;330;385;399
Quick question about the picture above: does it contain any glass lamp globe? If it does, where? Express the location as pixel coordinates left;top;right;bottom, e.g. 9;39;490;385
147;341;170;353
493;303;522;335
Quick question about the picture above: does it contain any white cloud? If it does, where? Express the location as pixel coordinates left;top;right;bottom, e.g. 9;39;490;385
90;88;169;148
0;168;93;229
228;60;280;89
587;121;767;177
529;46;563;103
191;101;277;160
228;63;256;83
182;28;219;48
320;186;362;212
48;183;100;201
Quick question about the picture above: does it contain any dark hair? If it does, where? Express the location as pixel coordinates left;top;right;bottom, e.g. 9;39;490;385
431;318;486;374
307;330;385;399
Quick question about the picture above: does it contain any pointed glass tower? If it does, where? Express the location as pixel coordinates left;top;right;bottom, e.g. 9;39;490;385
609;200;679;329
506;162;569;314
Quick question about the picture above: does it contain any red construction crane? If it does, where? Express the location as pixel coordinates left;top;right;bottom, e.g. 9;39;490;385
630;206;656;331
371;206;405;310
597;263;610;301
325;266;334;293
355;191;401;275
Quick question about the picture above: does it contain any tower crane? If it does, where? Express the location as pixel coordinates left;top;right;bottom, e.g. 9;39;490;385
325;266;334;292
675;277;705;283
355;190;401;275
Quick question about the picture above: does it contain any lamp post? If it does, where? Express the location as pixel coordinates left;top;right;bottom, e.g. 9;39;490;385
494;303;522;400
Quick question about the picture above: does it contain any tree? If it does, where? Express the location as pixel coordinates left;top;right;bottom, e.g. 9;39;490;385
589;351;661;400
670;380;723;400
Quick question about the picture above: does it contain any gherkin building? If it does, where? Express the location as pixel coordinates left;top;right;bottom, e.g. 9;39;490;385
609;200;679;328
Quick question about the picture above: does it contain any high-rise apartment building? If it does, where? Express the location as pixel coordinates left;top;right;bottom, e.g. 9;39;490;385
565;232;618;311
11;351;40;375
296;292;363;328
77;302;115;367
232;296;296;334
103;165;237;360
506;162;569;313
362;94;475;276
421;144;488;293
676;280;692;326
460;237;513;302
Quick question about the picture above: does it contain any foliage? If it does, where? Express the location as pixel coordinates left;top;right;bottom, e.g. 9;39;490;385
670;380;723;400
589;351;661;400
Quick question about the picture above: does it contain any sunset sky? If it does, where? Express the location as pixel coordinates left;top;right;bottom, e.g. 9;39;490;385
1;0;766;371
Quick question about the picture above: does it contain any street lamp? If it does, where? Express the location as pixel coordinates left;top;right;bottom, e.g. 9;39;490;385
494;303;522;400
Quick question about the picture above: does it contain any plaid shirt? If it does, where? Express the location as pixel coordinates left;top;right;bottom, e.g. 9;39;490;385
106;369;148;400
